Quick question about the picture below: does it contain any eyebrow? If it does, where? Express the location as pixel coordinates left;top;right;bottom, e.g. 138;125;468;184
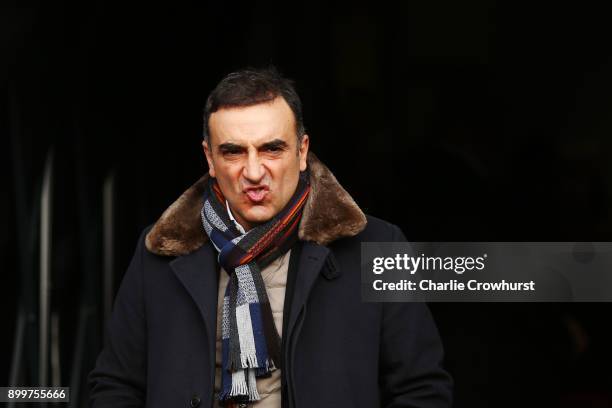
260;139;289;150
217;142;244;153
217;138;289;153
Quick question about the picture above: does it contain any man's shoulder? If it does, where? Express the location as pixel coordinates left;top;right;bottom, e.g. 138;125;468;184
354;214;405;242
137;223;174;260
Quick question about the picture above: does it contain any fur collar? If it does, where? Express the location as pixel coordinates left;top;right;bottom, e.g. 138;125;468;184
145;152;367;256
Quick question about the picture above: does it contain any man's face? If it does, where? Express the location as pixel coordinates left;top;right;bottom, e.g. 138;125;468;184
203;96;309;231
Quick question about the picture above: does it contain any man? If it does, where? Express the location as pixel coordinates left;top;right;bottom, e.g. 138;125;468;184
89;67;452;408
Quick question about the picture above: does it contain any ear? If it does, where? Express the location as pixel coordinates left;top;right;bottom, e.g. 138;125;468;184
298;134;309;171
202;139;216;178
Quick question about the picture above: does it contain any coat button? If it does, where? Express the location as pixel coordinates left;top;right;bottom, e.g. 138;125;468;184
238;404;248;408
190;395;201;407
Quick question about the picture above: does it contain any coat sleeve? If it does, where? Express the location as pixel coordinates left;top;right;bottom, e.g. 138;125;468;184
88;228;149;407
378;224;453;408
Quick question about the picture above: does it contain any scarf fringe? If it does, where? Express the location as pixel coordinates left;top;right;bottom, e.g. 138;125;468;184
241;352;259;369
227;348;242;372
247;369;260;401
230;370;248;397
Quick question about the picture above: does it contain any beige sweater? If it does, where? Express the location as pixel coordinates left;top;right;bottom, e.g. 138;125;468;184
212;250;290;408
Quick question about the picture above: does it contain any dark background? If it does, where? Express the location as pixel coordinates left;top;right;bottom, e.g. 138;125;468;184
2;0;612;406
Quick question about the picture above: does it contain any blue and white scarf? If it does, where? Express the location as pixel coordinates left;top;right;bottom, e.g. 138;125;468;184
200;172;310;405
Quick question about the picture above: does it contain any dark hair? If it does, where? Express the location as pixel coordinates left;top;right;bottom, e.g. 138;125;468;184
202;66;306;143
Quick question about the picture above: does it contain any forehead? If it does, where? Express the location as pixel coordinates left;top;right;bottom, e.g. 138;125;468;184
208;96;296;145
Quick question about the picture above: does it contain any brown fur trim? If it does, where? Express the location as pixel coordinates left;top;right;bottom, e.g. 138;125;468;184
145;152;367;256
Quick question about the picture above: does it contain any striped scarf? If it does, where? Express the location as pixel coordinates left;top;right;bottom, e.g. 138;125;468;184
200;171;310;405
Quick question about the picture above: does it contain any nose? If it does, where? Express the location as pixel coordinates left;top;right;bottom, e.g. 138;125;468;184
243;151;265;183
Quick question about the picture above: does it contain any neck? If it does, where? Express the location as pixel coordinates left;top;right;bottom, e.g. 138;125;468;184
225;201;253;233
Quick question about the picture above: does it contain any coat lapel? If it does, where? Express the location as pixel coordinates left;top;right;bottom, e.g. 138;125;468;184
170;243;219;364
286;242;330;341
169;238;337;353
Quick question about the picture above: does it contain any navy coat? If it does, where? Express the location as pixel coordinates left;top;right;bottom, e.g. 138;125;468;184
88;154;453;408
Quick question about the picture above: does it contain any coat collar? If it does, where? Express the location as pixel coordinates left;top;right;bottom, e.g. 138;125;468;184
145;152;367;256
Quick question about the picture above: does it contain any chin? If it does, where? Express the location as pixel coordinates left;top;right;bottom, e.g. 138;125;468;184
243;207;275;225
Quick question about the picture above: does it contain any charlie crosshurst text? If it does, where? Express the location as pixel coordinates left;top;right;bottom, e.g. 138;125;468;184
372;279;536;292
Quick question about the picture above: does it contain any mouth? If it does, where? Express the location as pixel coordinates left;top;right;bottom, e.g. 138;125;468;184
243;186;269;204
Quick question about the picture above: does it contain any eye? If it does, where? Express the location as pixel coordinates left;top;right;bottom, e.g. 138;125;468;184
221;147;243;156
262;143;287;154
